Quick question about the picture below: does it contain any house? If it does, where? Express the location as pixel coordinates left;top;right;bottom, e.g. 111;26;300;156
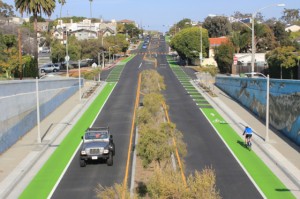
99;27;115;37
118;19;136;25
37;22;49;32
54;19;117;41
285;25;300;32
69;29;98;40
208;37;228;58
118;19;139;29
232;53;267;74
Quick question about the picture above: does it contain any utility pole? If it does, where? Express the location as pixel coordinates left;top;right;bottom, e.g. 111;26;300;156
102;51;105;69
18;28;22;79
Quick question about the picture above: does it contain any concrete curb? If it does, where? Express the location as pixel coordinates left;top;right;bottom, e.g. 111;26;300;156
0;82;107;199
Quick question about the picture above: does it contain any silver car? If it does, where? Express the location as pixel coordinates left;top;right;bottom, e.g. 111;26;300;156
40;63;60;73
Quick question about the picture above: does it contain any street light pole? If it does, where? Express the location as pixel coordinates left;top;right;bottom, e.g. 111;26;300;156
265;75;270;142
66;30;69;77
251;3;285;76
200;24;202;66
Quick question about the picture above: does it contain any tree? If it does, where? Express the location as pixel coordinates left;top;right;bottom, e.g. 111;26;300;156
255;23;276;52
29;15;45;23
116;23;125;34
79;38;102;61
269;21;291;46
176;18;193;30
15;0;56;75
50;38;65;63
0;47;20;78
2;34;17;49
267;46;298;79
67;35;81;60
203;16;231;37
281;8;300;24
58;0;66;18
214;41;235;74
170;27;209;63
168;18;193;36
0;1;15;18
104;34;129;53
230;31;249;53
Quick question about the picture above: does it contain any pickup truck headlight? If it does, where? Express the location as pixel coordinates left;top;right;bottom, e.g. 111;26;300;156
103;149;109;154
81;150;87;155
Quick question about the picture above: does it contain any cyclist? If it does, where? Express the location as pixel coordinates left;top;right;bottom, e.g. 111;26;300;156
243;126;253;145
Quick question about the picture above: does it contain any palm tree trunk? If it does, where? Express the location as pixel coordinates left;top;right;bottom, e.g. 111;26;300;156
60;5;62;18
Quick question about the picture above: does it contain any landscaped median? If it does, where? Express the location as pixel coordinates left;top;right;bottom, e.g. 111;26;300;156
19;82;116;199
167;57;295;199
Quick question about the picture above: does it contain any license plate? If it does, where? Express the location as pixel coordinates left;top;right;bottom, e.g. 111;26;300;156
92;156;98;160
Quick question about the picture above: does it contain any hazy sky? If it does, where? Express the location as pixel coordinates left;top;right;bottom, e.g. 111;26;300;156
4;0;299;31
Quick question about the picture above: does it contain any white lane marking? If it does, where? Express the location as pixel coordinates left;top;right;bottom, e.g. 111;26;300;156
47;83;117;199
138;63;142;68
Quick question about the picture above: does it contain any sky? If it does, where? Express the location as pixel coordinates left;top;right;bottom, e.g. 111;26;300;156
4;0;299;32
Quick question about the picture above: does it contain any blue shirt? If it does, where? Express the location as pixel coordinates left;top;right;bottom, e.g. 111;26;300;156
244;127;252;135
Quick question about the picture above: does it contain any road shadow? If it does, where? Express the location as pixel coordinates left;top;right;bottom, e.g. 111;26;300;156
275;188;292;192
237;140;250;151
136;181;147;197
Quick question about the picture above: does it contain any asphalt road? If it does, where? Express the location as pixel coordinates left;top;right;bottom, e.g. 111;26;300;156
51;55;143;199
155;35;262;199
51;34;262;199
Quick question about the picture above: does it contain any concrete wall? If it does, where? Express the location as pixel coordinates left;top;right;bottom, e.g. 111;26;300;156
0;78;82;153
216;76;300;146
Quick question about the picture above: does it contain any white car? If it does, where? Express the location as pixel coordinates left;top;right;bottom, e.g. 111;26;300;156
244;72;266;78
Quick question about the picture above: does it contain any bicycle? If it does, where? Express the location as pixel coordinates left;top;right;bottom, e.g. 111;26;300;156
243;126;253;151
246;138;252;150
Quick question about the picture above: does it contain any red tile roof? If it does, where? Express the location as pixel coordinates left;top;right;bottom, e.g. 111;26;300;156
209;37;228;47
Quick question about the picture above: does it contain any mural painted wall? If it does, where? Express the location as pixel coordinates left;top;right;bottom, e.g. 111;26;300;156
216;76;300;146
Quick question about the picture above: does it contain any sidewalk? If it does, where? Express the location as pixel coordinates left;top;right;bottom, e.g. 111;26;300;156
0;80;105;198
192;80;300;198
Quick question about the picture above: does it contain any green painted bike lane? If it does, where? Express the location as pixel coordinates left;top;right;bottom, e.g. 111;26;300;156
20;83;116;199
20;55;136;199
167;58;295;199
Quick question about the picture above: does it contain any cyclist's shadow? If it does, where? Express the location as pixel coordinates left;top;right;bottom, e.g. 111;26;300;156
237;140;249;150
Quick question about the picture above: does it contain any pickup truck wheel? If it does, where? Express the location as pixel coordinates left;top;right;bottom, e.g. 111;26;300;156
112;143;115;156
107;152;113;166
53;69;57;72
80;159;86;167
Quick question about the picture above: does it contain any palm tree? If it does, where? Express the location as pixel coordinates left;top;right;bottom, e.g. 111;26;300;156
15;0;56;75
58;0;66;19
89;0;92;19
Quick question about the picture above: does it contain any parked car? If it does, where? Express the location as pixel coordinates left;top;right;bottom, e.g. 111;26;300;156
244;72;266;78
40;47;50;53
40;63;60;73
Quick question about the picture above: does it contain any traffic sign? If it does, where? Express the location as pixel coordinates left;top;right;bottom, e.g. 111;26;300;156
233;56;238;65
65;55;70;62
